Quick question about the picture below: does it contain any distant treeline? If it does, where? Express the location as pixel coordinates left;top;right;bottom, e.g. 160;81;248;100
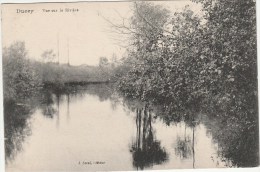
36;62;110;84
2;42;122;101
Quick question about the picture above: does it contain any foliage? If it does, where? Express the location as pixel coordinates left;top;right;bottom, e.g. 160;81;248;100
41;49;56;63
99;57;109;67
3;42;42;101
117;2;171;101
3;42;118;101
36;61;112;84
116;1;257;125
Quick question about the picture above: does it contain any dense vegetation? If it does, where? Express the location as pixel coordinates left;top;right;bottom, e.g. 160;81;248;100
113;1;258;166
116;0;257;125
2;42;119;102
3;42;41;102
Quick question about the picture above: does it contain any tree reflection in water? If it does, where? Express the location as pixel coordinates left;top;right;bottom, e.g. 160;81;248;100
39;89;56;118
154;101;259;168
169;112;198;168
174;128;192;160
130;105;168;170
174;123;196;168
4;84;259;168
202;113;259;167
4;100;34;163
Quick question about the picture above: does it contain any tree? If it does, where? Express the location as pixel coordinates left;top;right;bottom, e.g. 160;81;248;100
99;56;109;67
41;49;56;63
116;2;171;100
191;0;257;120
113;0;258;166
3;42;41;101
114;0;257;125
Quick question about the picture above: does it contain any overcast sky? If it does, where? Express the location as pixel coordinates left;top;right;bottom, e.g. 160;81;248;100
2;1;201;66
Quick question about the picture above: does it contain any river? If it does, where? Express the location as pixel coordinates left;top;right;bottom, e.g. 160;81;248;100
4;84;259;171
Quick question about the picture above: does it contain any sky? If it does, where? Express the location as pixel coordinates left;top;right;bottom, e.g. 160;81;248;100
1;1;201;66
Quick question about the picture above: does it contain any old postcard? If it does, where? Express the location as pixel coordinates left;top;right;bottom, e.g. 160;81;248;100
1;0;259;171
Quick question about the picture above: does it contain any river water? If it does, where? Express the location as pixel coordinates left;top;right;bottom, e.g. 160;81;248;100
4;84;259;171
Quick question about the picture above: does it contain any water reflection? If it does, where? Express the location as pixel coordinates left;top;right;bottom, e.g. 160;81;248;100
4;84;259;170
66;93;71;123
202;114;259;167
174;128;192;160
130;105;168;170
39;90;56;118
4;100;34;162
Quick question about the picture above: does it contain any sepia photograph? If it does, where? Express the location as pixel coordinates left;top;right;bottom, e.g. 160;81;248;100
1;0;259;171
